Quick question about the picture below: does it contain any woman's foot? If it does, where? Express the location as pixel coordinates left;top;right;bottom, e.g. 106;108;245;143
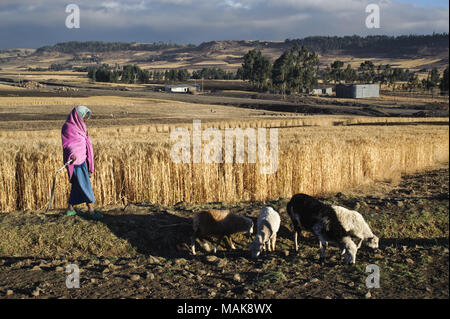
66;209;77;216
85;203;103;220
66;204;77;216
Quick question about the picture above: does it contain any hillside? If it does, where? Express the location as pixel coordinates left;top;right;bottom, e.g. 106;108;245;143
0;34;448;74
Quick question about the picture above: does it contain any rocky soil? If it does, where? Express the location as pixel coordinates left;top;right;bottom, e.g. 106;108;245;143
0;167;448;299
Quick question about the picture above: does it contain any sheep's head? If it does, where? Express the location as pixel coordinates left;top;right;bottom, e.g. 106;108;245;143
249;237;263;259
367;236;379;249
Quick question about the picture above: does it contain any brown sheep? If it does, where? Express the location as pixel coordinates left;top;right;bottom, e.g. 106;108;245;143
191;209;254;255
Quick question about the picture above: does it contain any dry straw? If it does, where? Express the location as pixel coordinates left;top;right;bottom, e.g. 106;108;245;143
0;121;448;212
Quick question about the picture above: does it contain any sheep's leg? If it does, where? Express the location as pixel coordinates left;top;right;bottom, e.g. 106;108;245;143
199;237;215;254
212;236;225;254
202;240;212;252
312;224;326;263
190;235;196;255
226;235;236;250
342;236;357;264
271;234;277;252
191;230;201;255
294;231;299;252
293;224;303;252
356;238;363;249
318;237;327;264
340;243;346;255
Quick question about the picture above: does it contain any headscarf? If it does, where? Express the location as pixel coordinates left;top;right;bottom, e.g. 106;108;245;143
76;105;92;120
61;106;94;180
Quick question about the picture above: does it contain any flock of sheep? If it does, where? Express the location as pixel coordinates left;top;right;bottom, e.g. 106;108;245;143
190;193;379;264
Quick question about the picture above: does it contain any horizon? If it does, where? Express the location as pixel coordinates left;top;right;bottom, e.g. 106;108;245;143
1;0;449;50
3;32;446;51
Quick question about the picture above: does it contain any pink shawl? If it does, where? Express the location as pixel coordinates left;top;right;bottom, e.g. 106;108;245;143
61;107;94;180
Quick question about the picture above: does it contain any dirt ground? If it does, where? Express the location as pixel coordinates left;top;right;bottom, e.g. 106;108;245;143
0;167;448;299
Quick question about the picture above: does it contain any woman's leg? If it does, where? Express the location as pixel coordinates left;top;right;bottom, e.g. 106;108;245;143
87;202;95;213
70;162;96;210
68;163;97;216
86;202;103;220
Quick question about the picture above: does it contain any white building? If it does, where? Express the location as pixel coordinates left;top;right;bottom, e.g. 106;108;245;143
308;87;333;95
165;84;200;94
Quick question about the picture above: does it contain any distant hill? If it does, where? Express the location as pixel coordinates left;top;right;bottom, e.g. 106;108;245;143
283;34;449;56
34;34;448;56
35;41;195;54
0;34;447;73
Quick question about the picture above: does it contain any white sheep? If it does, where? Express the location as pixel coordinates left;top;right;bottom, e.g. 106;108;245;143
249;207;281;259
190;209;254;255
331;205;379;251
287;193;379;264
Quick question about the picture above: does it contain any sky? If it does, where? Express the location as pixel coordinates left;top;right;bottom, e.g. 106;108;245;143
0;0;448;49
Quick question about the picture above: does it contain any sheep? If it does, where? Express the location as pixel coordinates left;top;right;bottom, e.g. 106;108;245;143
249;207;281;259
190;209;254;255
286;193;378;264
331;205;379;251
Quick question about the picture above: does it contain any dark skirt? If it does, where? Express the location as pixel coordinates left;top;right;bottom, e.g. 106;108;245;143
69;162;95;205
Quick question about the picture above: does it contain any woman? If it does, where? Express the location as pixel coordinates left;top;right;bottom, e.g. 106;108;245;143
61;106;103;220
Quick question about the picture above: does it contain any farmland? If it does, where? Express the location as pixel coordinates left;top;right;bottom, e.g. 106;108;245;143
0;87;448;212
0;41;448;299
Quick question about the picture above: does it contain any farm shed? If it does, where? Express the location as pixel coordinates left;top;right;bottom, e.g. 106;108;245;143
308;86;333;95
165;84;200;94
336;84;379;99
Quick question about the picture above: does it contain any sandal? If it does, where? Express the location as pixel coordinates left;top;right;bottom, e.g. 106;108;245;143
66;210;78;216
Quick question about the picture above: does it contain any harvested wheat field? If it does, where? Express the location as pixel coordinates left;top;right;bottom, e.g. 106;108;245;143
0;91;448;300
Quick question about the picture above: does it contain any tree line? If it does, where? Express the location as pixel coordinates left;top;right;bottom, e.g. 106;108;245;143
240;47;449;94
241;46;320;95
284;33;448;54
86;58;448;95
86;65;240;84
321;60;449;92
322;60;415;85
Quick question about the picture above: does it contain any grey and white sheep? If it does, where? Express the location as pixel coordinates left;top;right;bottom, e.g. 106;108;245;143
249;207;281;259
287;193;379;264
191;209;254;255
331;205;379;251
